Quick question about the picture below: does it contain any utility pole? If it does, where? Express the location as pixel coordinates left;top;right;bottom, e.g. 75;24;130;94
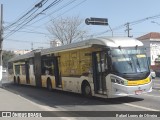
125;22;132;37
31;42;33;50
0;4;3;87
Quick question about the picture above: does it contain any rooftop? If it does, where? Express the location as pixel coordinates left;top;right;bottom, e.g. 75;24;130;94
137;32;160;40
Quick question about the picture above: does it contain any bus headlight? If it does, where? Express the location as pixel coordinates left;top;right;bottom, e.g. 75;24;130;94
111;76;128;85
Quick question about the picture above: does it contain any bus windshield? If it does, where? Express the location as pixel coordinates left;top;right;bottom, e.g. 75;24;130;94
111;47;149;74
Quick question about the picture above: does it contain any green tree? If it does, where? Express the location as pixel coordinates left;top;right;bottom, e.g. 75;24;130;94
2;50;15;68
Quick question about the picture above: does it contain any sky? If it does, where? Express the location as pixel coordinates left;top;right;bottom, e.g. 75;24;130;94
1;0;160;51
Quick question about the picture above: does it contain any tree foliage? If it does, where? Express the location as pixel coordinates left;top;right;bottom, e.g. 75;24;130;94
47;16;87;45
3;50;15;68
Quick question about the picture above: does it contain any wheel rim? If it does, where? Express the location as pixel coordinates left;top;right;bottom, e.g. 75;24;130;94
48;82;52;90
85;85;91;95
48;84;52;90
14;77;16;83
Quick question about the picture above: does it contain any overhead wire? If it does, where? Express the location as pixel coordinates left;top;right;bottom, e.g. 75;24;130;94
29;0;78;26
19;0;63;27
4;0;87;40
5;0;48;30
5;0;87;49
5;38;50;44
26;0;87;35
5;29;50;35
44;0;87;25
4;21;45;30
89;13;160;37
4;0;50;38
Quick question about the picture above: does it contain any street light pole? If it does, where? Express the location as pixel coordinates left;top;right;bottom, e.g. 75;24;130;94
0;4;3;87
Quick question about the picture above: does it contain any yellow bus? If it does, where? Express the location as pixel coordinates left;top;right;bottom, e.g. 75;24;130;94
8;37;152;98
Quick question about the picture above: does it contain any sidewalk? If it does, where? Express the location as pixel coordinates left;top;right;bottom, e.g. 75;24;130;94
0;86;78;120
0;86;44;111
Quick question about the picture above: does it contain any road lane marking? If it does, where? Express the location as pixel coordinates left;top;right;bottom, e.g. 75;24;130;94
153;83;160;85
124;103;160;111
143;94;160;98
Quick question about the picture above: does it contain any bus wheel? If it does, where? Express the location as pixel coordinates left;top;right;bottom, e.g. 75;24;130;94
82;82;91;97
17;77;20;85
47;79;52;91
13;77;16;84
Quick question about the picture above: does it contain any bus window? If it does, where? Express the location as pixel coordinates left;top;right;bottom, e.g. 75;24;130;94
42;59;54;75
98;52;108;73
8;62;13;74
15;65;20;75
21;64;26;75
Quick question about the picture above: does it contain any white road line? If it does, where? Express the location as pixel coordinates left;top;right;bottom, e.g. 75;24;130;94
124;103;160;111
153;83;160;85
143;94;160;98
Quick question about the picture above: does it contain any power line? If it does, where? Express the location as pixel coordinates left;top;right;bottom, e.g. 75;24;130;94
5;0;48;30
40;0;63;13
5;38;50;44
4;0;88;50
4;0;87;40
88;24;126;37
27;0;87;34
19;0;63;27
4;0;72;40
47;0;87;23
89;13;160;37
5;7;36;30
29;0;77;25
4;21;46;32
130;14;160;26
5;29;50;35
4;0;50;38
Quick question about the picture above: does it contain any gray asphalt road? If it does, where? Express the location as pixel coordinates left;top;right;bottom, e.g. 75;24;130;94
1;73;160;120
152;77;160;90
2;83;160;110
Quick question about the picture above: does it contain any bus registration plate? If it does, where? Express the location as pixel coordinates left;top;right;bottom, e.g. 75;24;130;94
135;90;142;95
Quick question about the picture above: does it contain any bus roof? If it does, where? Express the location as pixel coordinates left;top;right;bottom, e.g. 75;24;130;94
9;37;143;62
41;37;143;55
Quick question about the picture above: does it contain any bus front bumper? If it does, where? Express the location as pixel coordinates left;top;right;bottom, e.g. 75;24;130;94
110;81;152;98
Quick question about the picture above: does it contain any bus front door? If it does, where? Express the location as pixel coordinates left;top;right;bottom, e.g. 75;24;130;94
54;57;62;88
92;52;107;94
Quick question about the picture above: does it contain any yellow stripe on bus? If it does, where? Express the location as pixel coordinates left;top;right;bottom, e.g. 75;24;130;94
136;54;146;58
127;77;150;86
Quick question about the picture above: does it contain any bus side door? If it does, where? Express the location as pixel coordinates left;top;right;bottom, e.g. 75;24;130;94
54;56;62;88
92;51;107;94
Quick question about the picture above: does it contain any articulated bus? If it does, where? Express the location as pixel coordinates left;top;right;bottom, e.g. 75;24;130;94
8;37;152;98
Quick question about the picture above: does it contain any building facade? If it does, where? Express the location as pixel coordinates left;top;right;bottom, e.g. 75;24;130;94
50;40;62;48
137;32;160;65
13;50;31;55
